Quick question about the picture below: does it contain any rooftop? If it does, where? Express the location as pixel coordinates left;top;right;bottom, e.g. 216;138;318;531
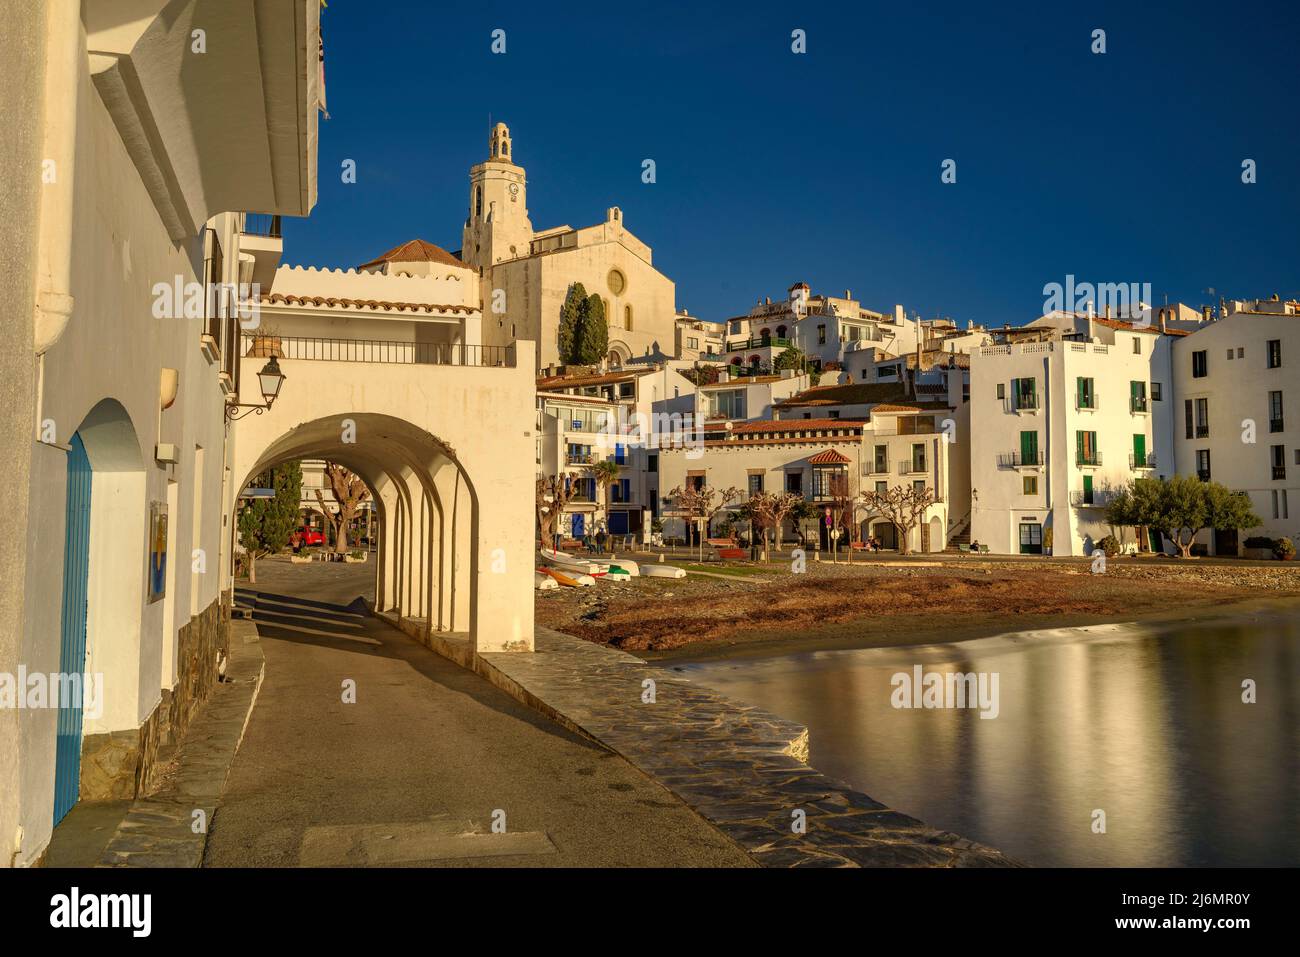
358;238;468;271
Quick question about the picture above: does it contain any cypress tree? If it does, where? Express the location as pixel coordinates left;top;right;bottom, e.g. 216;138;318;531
558;283;587;363
577;292;608;364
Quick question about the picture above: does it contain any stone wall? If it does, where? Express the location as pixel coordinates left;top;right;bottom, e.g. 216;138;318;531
78;594;229;800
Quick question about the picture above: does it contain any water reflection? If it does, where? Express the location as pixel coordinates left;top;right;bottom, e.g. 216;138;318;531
670;612;1300;866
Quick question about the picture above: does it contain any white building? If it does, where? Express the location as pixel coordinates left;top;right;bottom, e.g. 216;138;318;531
1170;298;1300;551
969;327;1175;556
3;0;320;866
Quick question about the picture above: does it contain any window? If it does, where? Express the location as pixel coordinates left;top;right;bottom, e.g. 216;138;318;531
913;479;927;496
829;410;840;419
686;337;698;350
875;481;888;495
748;473;764;494
1196;449;1211;481
1076;430;1099;466
1012;377;1037;410
785;472;803;494
818;324;827;345
614;444;625;465
1267;339;1282;368
1152;382;1163;401
996;383;1005;400
1132;337;1141;354
1271;445;1286;481
1184;399;1194;439
1192;350;1207;378
911;442;927;473
647;453;658;473
1130;381;1148;413
1269;391;1284;433
1019;523;1043;555
860;369;869;380
624;305;633;331
873;445;887;473
1019;430;1039;465
607;269;626;295
1195;398;1209;437
1076;376;1096;409
711;389;746;420
1238;347;1244;359
1227;348;1234;360
1023;475;1038;495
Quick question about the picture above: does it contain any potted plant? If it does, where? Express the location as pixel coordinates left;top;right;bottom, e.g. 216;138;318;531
247;324;283;358
1273;537;1296;562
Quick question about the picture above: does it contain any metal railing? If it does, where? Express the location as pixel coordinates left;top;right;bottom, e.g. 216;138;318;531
1197;469;1211;482
1077;451;1103;467
1075;395;1099;411
1129;452;1157;469
1130;397;1149;413
897;459;927;475
1273;466;1287;481
1006;393;1040;413
997;451;1044;468
725;336;791;352
1070;490;1117;507
240;333;517;367
242;214;282;238
1270;418;1285;433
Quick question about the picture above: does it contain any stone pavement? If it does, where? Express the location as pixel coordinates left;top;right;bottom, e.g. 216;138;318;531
478;628;1019;867
89;620;264;867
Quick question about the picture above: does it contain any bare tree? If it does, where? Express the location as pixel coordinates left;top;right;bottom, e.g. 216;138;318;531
746;491;802;556
858;484;936;556
669;484;742;560
828;471;857;561
536;475;576;552
315;462;369;554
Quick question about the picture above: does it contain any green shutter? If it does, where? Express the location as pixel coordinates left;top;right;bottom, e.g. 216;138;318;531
1083;474;1093;503
1133;433;1145;465
1076;430;1084;463
1020;430;1037;463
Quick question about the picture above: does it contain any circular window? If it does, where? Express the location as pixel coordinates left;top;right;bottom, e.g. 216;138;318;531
607;269;626;296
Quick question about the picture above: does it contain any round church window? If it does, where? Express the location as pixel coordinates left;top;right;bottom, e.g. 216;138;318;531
607;269;626;296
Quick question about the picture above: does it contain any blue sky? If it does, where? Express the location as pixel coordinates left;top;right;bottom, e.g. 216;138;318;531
286;0;1300;326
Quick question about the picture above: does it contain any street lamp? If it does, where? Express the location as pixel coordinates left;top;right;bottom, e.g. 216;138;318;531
226;355;287;421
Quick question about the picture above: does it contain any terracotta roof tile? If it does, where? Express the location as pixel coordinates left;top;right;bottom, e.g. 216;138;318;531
358;238;468;271
808;449;852;464
260;292;475;314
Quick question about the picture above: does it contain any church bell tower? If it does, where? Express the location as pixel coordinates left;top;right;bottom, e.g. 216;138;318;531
462;122;533;269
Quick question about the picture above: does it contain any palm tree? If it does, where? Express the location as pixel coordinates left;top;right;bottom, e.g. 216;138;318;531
586;459;623;547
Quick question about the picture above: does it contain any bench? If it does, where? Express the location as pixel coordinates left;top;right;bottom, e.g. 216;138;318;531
958;544;970;553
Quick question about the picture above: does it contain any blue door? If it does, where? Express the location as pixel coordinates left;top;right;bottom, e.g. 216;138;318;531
571;513;584;539
608;510;628;535
54;433;92;825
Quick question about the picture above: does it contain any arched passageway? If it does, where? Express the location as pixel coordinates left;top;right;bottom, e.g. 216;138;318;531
230;345;536;654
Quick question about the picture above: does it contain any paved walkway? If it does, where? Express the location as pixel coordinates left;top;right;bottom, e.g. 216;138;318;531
203;561;751;867
480;630;1018;867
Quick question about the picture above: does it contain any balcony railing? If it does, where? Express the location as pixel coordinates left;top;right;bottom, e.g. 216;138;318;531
1197;469;1211;482
1273;466;1287;481
1006;393;1040;413
1069;489;1117;507
997;451;1044;468
1076;451;1103;467
1270;418;1284;433
1130;397;1149;413
1195;425;1209;438
240;333;517;367
865;461;889;475
1129;452;1157;470
897;459;927;475
725;336;791;352
1075;395;1099;411
566;453;595;465
242;214;282;238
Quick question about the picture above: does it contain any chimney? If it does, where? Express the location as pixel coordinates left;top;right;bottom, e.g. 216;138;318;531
894;304;905;324
1087;313;1095;340
718;369;729;383
844;289;851;299
1104;303;1111;319
1201;305;1210;322
1160;311;1167;335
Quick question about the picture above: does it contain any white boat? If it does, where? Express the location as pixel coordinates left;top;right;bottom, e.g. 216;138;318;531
534;571;558;590
641;564;686;579
600;567;633;582
607;558;639;576
538;550;609;575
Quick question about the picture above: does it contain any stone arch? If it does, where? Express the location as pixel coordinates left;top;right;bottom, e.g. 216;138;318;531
607;340;631;367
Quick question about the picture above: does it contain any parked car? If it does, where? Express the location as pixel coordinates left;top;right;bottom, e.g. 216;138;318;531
297;526;325;547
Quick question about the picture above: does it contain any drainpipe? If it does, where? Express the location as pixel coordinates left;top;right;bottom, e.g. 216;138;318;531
33;2;81;433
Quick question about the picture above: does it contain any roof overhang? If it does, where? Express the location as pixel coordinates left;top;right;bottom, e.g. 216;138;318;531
85;0;320;241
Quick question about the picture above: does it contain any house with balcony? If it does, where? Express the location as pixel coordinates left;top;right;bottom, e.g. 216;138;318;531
658;405;952;553
969;332;1174;556
1170;298;1300;552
